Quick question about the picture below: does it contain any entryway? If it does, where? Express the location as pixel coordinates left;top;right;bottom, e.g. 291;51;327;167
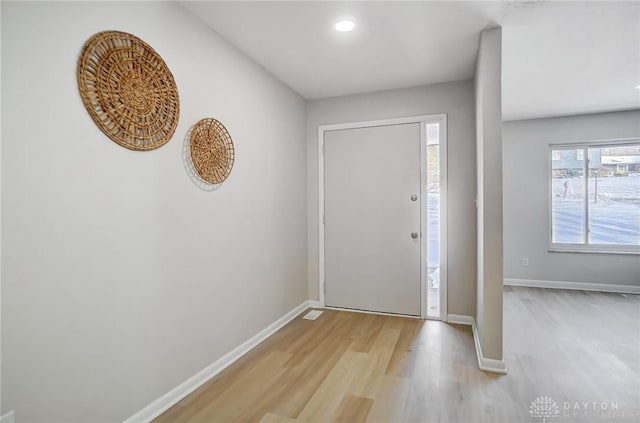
318;115;447;319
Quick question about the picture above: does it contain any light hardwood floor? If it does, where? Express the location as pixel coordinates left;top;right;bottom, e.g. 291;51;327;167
155;287;640;422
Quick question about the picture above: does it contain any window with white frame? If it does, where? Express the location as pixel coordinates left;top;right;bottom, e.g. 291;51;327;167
550;140;640;252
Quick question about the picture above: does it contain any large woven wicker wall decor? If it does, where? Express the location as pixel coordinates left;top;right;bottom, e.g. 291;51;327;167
189;118;235;184
77;31;180;151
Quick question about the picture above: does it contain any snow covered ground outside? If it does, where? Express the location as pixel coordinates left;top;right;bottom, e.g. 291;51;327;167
552;174;640;245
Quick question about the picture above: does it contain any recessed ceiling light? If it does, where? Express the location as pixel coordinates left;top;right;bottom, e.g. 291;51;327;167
635;84;640;89
335;20;355;32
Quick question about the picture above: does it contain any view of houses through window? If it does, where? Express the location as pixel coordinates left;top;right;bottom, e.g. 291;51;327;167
550;142;640;250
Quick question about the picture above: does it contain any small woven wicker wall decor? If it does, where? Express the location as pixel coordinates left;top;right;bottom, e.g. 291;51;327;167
77;31;180;151
189;118;235;184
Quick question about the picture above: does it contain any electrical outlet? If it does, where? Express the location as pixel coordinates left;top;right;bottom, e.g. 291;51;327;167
522;257;529;267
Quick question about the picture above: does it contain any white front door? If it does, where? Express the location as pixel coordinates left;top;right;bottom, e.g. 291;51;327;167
323;123;422;316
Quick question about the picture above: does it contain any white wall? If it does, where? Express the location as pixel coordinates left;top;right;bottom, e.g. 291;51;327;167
503;110;640;286
306;81;477;317
1;2;307;422
474;27;503;362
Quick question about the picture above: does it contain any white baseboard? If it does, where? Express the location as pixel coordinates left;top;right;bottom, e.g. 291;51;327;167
504;278;640;295
307;300;322;308
0;411;15;423
471;321;507;374
446;314;474;326
124;300;316;423
446;314;507;374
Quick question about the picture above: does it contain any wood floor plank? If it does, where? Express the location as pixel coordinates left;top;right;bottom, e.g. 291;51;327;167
385;318;423;378
349;314;386;353
258;413;297;423
296;350;368;422
186;351;292;422
333;394;374;423
366;375;410;423
348;326;401;399
236;327;354;421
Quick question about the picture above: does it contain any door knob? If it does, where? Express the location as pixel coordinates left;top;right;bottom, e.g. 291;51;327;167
411;232;419;239
411;194;418;201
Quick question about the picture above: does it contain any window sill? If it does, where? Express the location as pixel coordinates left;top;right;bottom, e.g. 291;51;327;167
548;247;640;256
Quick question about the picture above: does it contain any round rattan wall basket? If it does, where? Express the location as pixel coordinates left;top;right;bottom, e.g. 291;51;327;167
77;30;180;151
189;118;235;184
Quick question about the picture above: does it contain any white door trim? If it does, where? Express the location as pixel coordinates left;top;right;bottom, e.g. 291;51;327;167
318;114;448;320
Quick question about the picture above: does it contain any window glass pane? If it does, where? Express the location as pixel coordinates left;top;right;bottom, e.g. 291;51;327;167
588;145;640;245
551;149;585;244
426;123;440;318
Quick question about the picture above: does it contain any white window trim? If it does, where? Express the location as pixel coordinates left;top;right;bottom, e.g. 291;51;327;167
548;138;640;255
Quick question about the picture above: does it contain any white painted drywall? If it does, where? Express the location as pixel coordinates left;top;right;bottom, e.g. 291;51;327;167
307;81;477;317
503;110;640;286
1;2;307;421
474;27;503;361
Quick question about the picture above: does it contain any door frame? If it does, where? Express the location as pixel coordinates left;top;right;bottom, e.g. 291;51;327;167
318;114;448;320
